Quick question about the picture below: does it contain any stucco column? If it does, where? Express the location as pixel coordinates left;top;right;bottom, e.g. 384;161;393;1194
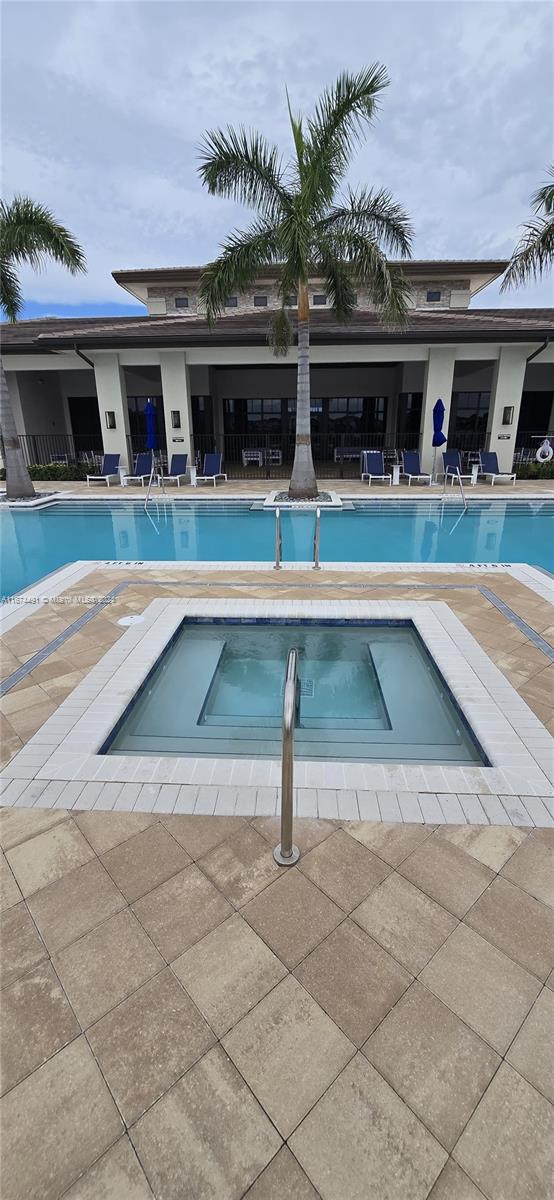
93;353;131;470
159;351;194;468
486;345;528;472
419;347;456;473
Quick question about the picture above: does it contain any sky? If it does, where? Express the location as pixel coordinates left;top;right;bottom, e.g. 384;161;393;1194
2;0;553;318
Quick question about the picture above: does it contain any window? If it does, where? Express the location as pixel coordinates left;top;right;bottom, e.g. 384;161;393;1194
225;296;238;308
175;296;189;309
426;290;441;302
285;293;297;306
253;295;267;306
313;294;327;305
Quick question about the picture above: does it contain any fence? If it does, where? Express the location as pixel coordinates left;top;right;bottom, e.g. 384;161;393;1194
191;431;421;479
16;433;104;467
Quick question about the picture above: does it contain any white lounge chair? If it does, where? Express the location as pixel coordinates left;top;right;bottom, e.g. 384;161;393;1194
400;450;431;486
196;452;227;486
157;454;188;487
479;452;516;486
122;452;153;487
86;453;120;487
361;450;392;486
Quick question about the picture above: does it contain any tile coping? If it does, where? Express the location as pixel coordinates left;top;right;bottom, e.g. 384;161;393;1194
2;598;552;804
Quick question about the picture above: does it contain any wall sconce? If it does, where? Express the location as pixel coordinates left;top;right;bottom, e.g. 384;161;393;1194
502;406;514;426
105;411;116;430
171;411;181;429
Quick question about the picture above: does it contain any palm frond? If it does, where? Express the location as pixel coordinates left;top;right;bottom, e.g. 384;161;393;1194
304;66;389;212
0;259;23;322
268;305;292;356
531;164;554;215
286;87;305;178
501;217;554;290
0;196;86;275
319;186;413;257
198;219;280;322
312;240;357;321
197;127;289;221
324;229;412;325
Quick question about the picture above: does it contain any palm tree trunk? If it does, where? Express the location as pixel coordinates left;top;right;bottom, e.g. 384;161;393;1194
289;282;318;499
0;360;36;500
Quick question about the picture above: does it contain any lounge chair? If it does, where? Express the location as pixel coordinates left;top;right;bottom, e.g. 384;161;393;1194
400;450;431;486
86;453;121;487
479;451;516;486
361;450;392;486
196;452;227;486
157;454;188;487
122;452;153;487
442;450;473;485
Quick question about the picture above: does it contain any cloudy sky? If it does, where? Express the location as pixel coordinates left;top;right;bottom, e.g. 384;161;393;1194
2;0;553;317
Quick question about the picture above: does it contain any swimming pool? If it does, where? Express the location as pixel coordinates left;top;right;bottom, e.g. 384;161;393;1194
1;498;553;596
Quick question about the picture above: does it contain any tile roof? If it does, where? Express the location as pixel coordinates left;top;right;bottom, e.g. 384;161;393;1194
2;307;553;351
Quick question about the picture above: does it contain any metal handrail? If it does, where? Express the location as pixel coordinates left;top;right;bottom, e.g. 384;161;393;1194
442;467;467;511
273;648;300;865
313;506;321;570
274;507;282;569
144;458;165;509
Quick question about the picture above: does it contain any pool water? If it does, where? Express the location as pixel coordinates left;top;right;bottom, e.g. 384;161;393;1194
1;499;553;597
106;620;485;763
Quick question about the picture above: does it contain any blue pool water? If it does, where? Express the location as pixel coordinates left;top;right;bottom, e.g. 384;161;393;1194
107;620;484;763
1;499;553;597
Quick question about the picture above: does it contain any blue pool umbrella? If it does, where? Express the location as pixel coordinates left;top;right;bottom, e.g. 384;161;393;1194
144;399;157;451
431;397;447;480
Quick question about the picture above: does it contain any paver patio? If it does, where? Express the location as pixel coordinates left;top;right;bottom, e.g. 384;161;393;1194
1;807;552;1199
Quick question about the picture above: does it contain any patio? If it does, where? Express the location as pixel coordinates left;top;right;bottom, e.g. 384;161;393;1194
1;807;552;1199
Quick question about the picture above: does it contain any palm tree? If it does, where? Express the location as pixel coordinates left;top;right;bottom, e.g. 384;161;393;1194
501;165;554;292
198;68;413;499
0;197;86;499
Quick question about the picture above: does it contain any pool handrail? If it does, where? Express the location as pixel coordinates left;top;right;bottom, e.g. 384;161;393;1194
274;507;282;569
313;506;321;570
273;647;300;866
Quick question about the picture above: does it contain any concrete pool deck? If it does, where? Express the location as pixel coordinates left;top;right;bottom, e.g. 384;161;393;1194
1;807;552;1199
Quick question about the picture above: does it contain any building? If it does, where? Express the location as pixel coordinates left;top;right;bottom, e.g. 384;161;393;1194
1;259;553;477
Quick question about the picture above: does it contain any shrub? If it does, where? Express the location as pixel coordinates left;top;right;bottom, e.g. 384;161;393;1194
515;461;554;479
0;463;91;482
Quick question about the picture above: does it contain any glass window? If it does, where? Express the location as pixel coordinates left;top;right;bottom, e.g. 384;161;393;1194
312;294;327;305
253;295;267;306
285;293;297;306
426;290;441;302
175;296;189;309
225;296;238;308
451;391;490;435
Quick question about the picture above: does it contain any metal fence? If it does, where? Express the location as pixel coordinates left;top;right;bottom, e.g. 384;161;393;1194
17;433;104;467
192;431;420;479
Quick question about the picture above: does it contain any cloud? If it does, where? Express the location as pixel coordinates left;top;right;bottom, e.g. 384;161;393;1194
2;0;552;310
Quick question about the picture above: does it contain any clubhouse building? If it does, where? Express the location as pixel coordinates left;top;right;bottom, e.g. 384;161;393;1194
2;258;553;477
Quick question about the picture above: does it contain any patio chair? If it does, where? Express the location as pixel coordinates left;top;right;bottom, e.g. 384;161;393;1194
400;450;431;486
122;451;153;487
361;450;392;486
479;451;516;486
157;454;188;487
442;450;473;485
196;452;228;486
86;453;121;487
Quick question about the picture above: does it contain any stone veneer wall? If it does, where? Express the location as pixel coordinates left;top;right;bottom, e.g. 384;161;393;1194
147;279;472;316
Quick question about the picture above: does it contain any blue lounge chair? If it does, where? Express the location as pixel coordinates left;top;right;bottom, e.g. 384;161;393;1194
442;450;473;485
86;453;120;487
401;450;431;486
122;451;153;487
196;452;227;486
479;451;516;486
361;450;391;486
157;454;188;488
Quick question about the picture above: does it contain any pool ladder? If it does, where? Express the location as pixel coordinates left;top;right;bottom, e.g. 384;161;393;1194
274;506;321;569
144;460;165;509
442;468;467;511
273;647;300;865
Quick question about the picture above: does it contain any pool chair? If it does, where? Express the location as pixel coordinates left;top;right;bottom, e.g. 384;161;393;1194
157;454;188;487
86;453;121;487
361;450;392;486
479;451;516;486
442;451;473;485
196;452;228;486
400;450;431;486
122;452;153;487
